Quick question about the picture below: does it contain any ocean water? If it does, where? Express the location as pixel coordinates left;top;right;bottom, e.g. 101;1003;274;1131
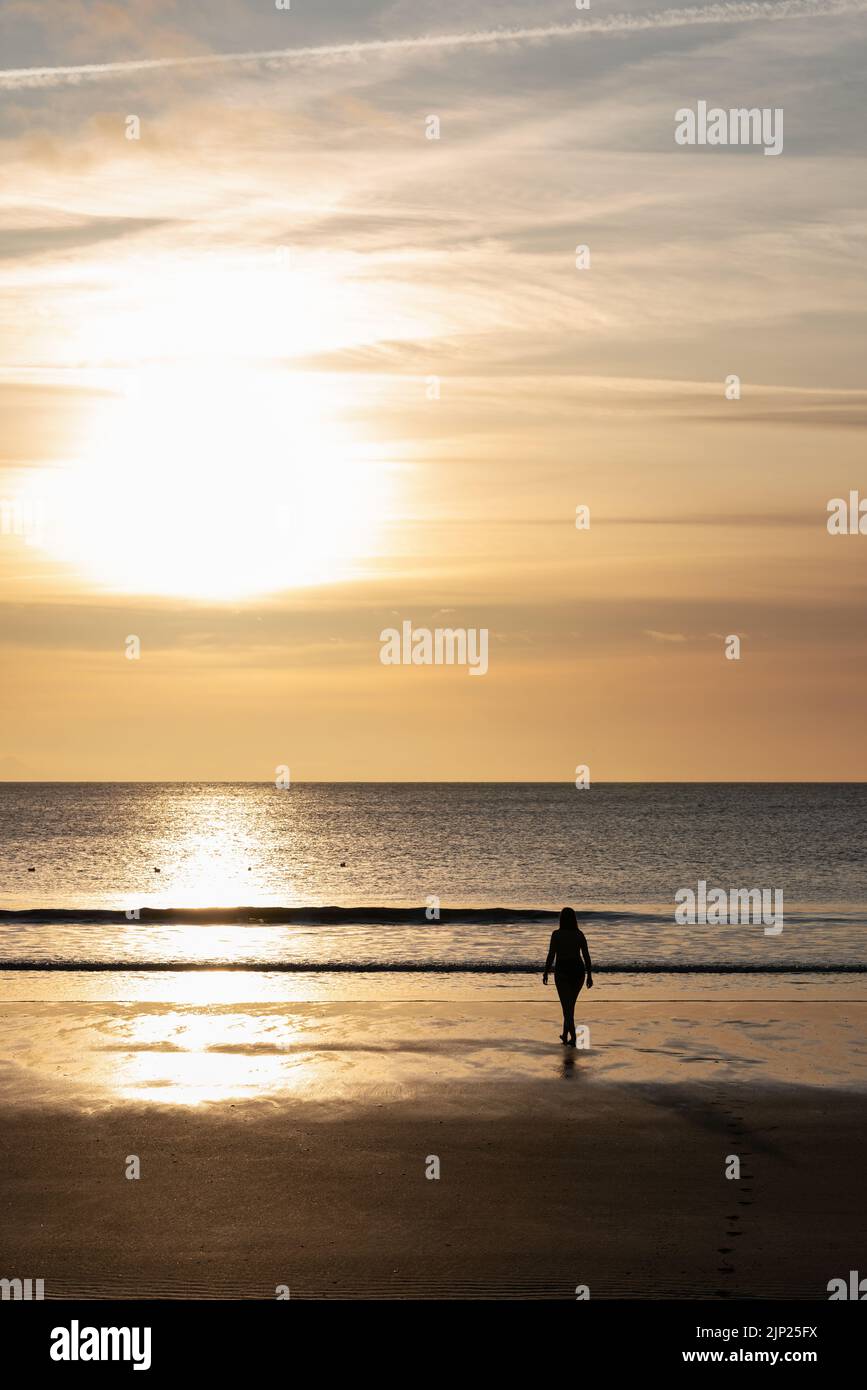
0;784;865;999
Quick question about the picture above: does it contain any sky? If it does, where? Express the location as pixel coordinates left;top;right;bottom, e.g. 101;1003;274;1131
1;0;866;780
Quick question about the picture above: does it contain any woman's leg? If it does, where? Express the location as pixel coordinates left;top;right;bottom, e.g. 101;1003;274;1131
565;986;577;1040
554;972;571;1033
567;972;586;1041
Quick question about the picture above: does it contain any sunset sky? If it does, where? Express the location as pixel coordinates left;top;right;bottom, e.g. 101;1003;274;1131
1;0;866;780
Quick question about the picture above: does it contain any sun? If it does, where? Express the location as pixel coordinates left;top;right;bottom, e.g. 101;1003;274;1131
41;367;391;599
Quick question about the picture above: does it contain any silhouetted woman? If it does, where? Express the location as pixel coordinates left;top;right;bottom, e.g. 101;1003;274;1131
543;907;593;1045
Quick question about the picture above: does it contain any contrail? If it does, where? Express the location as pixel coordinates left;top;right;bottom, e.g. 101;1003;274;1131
0;0;863;90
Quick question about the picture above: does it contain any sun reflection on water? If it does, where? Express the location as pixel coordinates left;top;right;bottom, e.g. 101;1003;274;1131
139;803;290;909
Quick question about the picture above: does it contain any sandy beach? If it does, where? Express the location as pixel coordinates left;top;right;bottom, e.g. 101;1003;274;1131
1;997;864;1300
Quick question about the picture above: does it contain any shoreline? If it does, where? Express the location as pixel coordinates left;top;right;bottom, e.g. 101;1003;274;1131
2;970;866;1005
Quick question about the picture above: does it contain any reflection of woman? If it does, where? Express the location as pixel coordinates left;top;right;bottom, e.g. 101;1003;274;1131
542;907;593;1046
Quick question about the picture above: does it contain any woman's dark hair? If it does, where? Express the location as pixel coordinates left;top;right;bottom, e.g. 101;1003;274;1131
559;906;578;931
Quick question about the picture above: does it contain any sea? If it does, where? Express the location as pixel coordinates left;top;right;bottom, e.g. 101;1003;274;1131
0;782;865;1001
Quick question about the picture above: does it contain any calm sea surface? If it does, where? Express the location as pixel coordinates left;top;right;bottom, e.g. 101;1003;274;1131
0;784;865;987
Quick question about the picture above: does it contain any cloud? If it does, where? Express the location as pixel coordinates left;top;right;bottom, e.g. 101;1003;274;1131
0;214;175;261
0;0;863;90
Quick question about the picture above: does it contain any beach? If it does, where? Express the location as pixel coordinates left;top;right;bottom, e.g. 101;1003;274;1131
1;784;864;1301
1;996;865;1300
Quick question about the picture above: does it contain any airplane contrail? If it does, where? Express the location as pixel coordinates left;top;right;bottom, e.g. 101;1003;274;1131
0;0;863;91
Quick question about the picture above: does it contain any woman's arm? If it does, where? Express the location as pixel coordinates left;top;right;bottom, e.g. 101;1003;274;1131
542;932;557;983
580;931;593;986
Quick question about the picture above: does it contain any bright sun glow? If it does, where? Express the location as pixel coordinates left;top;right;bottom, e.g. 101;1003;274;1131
39;367;391;598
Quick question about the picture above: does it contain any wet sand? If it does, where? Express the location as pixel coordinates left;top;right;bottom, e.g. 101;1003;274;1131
1;1000;865;1299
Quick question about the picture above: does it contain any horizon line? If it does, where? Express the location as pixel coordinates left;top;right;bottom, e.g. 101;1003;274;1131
1;779;865;787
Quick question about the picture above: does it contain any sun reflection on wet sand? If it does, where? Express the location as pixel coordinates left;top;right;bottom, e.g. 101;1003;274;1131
109;1011;315;1106
0;998;496;1109
0;997;865;1112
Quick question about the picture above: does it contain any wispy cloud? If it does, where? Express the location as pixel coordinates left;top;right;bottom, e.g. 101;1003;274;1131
0;0;863;90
